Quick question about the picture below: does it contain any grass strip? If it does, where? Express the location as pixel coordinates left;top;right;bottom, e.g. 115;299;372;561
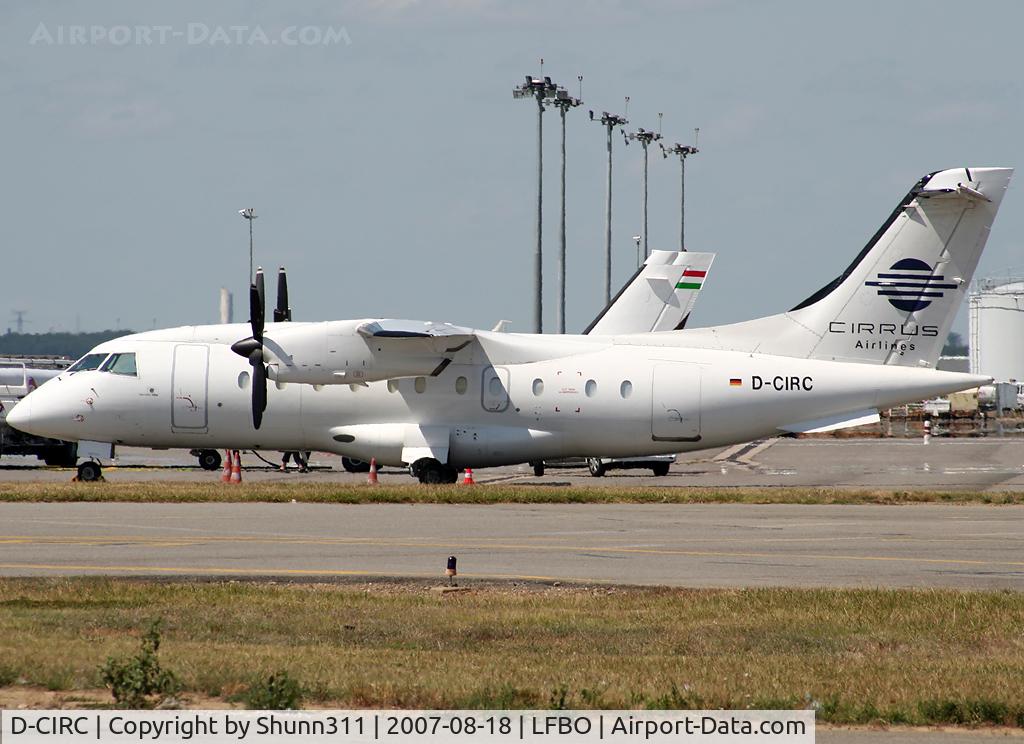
0;578;1022;724
0;482;1022;504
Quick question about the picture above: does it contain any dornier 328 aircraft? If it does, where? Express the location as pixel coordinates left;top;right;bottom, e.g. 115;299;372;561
8;166;1012;482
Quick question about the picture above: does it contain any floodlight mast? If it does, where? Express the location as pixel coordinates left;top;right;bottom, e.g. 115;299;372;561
661;131;699;251
589;109;628;304
625;126;662;258
548;83;583;334
238;208;257;284
513;72;559;333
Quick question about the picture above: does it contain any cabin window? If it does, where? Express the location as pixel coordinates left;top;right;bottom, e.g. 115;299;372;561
414;376;427;394
238;371;250;389
387;379;399;393
101;353;137;377
455;376;468;394
67;353;107;373
585;379;597;397
532;378;544;396
276;380;288;390
620;380;633;399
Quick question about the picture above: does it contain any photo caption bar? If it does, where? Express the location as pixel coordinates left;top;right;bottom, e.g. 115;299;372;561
1;710;813;744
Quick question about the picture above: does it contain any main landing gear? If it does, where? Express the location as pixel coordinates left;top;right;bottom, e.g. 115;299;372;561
410;458;459;484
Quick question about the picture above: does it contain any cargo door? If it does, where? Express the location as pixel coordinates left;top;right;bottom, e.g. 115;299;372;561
651;363;701;441
171;344;209;430
481;366;510;412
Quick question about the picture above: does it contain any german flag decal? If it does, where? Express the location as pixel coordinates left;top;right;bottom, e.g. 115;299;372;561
729;378;742;386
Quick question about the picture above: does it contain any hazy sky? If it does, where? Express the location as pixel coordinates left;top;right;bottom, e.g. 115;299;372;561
3;0;1022;337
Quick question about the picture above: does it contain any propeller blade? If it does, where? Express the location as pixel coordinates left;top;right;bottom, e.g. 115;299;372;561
247;284;264;343
252;360;267;429
274;267;291;322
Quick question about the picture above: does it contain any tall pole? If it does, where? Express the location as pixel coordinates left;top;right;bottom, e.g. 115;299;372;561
679;154;686;251
626;128;661;260
661;139;699;252
558;105;567;333
239;208;257;285
550;86;582;333
592;110;627;305
248;217;254;282
534;90;543;334
604;123;613;304
514;74;559;334
641;141;649;258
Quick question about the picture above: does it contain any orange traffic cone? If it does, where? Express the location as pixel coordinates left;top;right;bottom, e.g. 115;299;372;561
367;457;379;485
461;467;475;485
229;450;242;484
220;450;232;483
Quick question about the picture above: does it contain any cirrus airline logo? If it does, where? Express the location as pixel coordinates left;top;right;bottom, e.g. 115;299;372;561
864;258;958;312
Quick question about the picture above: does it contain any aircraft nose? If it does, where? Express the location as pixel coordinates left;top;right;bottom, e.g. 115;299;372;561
5;396;32;433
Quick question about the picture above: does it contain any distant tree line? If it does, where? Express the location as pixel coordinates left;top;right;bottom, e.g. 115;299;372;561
0;330;133;359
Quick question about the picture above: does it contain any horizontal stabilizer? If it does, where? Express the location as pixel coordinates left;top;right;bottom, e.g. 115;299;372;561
779;409;880;434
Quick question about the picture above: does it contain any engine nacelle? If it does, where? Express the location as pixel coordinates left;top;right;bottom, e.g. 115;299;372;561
264;320;449;385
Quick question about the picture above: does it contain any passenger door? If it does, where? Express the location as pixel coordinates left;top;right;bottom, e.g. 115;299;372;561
171;344;209;431
651;363;701;441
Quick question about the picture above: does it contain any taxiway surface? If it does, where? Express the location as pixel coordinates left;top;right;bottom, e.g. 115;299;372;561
1;501;1021;588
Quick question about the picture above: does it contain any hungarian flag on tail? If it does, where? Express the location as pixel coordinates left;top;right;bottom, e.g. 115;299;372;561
676;269;707;290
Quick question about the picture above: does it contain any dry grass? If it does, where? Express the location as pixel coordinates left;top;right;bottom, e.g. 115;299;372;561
0;482;1020;505
0;578;1022;724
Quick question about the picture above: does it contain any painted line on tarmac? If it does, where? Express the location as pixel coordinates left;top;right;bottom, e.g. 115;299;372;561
3;536;1024;571
3;532;1024;547
0;562;600;584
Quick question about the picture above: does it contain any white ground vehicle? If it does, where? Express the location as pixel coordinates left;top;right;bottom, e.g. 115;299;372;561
586;454;676;477
0;357;76;466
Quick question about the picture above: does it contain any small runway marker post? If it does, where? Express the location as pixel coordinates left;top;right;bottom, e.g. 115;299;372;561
923;419;931;445
446;555;457;586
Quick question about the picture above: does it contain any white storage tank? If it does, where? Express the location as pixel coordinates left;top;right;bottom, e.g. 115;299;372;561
969;277;1024;382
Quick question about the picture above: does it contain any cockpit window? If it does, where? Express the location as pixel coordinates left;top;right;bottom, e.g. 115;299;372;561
101;353;138;377
67;353;108;373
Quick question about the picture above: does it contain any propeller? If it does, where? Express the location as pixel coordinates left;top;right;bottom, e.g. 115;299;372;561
231;267;268;429
273;267;291;322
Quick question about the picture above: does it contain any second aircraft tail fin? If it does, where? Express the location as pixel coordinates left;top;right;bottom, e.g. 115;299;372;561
585;251;715;335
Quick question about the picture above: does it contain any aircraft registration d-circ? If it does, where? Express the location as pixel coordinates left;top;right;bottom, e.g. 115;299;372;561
7;167;1011;483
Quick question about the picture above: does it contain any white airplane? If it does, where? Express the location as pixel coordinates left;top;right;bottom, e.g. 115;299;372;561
8;167;1010;483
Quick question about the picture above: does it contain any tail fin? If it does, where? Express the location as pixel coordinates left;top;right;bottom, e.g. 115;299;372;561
585;251;715;335
682;167;1012;367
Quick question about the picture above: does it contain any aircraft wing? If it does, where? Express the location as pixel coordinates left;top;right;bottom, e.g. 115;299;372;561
584;251;715;335
357;319;475;346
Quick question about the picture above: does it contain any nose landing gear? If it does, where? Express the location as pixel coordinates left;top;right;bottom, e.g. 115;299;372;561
75;460;103;482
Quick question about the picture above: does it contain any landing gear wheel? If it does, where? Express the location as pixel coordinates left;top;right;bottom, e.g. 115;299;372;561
587;458;606;477
532;461;545;477
77;461;102;482
341;457;371;474
413;458;456;485
197;449;222;471
651;463;670;477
